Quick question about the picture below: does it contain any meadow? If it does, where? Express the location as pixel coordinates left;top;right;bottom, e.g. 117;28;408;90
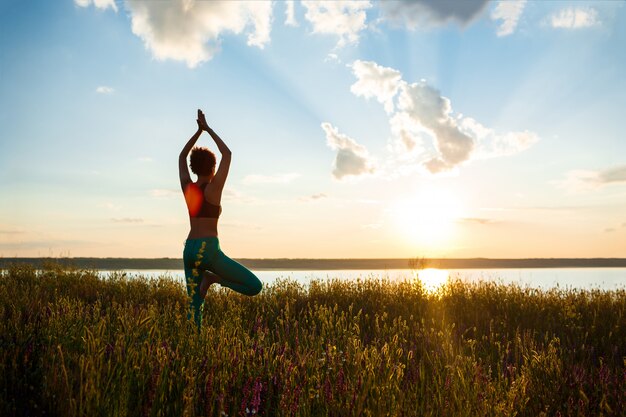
0;263;624;416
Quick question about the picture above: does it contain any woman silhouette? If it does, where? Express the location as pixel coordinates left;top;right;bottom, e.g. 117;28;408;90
179;109;262;329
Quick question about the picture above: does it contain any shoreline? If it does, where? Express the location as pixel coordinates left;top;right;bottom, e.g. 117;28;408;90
2;257;626;270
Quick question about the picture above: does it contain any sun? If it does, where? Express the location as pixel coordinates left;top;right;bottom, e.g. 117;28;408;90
390;186;463;248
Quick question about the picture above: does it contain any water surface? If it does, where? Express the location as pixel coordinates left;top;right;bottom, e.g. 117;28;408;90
99;268;626;291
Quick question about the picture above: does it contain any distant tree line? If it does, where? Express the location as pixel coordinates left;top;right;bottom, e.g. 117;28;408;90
1;257;626;270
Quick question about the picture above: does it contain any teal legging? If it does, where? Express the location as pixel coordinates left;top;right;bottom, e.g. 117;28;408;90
183;237;262;328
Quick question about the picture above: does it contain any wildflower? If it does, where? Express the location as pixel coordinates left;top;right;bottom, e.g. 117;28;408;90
323;376;333;402
336;368;346;393
251;377;262;412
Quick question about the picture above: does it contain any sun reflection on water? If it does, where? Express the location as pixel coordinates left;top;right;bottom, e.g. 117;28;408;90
417;268;450;293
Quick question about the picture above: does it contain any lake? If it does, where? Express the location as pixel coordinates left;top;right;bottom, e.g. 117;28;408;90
98;267;626;291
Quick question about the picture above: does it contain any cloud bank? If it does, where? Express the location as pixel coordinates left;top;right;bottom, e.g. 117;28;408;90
322;60;539;178
75;0;536;67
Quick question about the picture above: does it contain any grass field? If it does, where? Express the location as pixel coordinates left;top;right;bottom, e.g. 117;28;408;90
1;263;624;416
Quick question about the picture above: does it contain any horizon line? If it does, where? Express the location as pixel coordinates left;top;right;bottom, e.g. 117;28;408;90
2;257;626;270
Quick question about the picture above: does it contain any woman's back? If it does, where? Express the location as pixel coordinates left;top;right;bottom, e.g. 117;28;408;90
186;181;221;239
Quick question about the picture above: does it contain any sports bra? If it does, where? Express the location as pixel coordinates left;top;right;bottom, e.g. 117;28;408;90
185;182;222;219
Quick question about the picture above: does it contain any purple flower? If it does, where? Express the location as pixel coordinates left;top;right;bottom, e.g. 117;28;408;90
323;376;333;403
251;377;263;411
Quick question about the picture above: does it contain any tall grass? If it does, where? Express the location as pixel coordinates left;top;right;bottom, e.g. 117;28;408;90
0;263;624;416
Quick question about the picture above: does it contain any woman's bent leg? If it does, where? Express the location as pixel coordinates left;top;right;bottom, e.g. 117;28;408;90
211;250;262;296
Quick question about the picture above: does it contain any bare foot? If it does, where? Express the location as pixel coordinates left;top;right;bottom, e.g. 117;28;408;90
200;270;220;299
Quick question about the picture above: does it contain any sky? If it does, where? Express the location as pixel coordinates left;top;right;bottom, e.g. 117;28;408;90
0;0;625;259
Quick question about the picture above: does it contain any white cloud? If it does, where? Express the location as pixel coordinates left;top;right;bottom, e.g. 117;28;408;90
285;0;298;27
242;173;301;185
322;122;376;180
554;165;626;193
550;7;599;29
96;85;114;94
491;0;527;37
75;0;118;12
325;53;341;63
350;60;402;114
301;0;372;47
387;110;433;158
125;0;273;68
460;117;538;159
246;2;273;48
379;0;489;29
345;60;539;175
395;80;474;173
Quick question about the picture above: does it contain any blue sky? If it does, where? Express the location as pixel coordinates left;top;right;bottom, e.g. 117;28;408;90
1;0;625;258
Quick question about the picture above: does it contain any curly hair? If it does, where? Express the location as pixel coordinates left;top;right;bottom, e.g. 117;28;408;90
189;147;216;176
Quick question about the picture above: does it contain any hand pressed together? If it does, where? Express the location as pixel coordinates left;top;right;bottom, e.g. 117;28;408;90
196;109;210;132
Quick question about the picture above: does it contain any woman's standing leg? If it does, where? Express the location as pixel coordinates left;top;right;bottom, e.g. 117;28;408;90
183;239;208;329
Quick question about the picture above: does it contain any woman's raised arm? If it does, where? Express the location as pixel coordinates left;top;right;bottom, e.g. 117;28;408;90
179;111;204;190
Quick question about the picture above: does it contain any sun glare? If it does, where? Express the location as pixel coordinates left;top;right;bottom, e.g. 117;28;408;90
391;187;463;248
417;268;450;293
